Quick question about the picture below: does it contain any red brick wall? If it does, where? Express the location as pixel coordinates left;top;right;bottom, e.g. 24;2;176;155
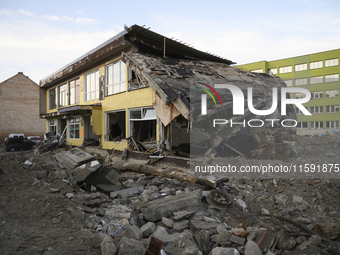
0;73;46;143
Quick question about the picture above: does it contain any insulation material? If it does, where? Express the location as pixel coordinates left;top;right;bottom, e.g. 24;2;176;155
91;109;102;135
153;95;180;126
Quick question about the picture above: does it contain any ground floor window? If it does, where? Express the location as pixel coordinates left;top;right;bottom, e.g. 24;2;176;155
49;119;56;132
106;110;126;141
296;122;308;129
310;121;323;129
129;108;157;142
69;116;80;139
326;121;340;129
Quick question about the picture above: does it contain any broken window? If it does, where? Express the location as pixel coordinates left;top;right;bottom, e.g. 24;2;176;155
106;111;126;141
69;78;80;105
59;84;67;107
49;87;57;110
49;119;56;132
85;70;99;101
129;69;146;90
69;116;80;139
106;61;126;96
129;108;156;142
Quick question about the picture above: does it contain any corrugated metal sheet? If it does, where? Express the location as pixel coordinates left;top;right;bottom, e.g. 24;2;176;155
127;24;234;65
40;24;234;87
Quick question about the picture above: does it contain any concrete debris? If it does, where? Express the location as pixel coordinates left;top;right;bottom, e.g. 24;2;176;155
142;190;202;222
1;135;340;254
118;236;145;255
101;236;117;255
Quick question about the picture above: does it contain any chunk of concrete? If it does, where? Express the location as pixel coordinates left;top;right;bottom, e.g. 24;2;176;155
231;235;246;245
164;232;201;255
162;217;174;228
140;222;156;238
211;247;240;255
189;220;222;232
121;225;142;240
143;190;202;222
101;236;117;255
118;236;145;255
245;240;262;255
173;220;189;232
110;187;140;198
296;235;321;250
152;226;189;246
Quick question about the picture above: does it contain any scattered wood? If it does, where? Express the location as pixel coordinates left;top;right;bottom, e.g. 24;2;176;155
112;162;216;189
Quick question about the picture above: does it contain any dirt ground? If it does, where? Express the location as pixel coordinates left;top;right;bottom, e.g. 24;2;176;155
0;134;340;255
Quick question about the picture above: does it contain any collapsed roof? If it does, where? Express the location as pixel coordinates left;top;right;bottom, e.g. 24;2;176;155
40;24;297;159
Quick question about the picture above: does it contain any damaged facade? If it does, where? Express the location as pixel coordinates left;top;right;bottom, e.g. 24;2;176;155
39;24;296;158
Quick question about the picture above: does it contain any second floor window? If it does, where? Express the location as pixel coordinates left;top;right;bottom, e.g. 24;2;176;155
311;91;323;99
85;70;99;101
106;61;126;96
59;84;67;107
69;79;80;105
49;87;57;110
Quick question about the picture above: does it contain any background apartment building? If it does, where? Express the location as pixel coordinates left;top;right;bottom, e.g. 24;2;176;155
238;49;340;135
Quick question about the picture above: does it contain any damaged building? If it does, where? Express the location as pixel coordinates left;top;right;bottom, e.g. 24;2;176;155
39;24;297;160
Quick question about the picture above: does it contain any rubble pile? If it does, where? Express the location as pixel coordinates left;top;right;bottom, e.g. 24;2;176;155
0;135;340;255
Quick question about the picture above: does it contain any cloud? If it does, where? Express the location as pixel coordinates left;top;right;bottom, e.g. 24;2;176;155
18;9;33;17
0;17;119;83
64;16;98;24
42;15;61;21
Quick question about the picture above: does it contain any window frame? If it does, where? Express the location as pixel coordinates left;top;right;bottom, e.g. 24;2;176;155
325;89;339;98
325;58;338;67
268;68;277;75
106;60;126;96
279;66;292;74
326;121;340;129
326;105;340;113
58;84;67;107
310;106;323;114
325;74;339;83
310;121;324;129
310;61;323;69
49;87;57;110
297;122;308;129
68;115;80;139
295;63;307;72
84;70;100;101
310;76;323;85
69;78;80;105
295;78;308;86
311;91;323;99
284;80;292;87
49;119;56;132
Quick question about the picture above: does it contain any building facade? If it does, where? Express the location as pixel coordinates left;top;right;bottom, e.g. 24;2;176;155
39;25;236;151
238;49;340;135
0;72;46;142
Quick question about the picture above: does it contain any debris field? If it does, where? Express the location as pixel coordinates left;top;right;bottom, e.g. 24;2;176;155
0;134;340;255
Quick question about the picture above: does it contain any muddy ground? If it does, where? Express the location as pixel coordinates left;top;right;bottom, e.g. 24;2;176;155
0;134;340;255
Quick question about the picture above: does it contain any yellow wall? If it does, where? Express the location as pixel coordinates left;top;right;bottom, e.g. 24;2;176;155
44;48;157;149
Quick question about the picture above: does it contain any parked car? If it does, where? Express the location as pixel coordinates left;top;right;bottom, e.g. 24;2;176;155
4;137;35;152
27;136;41;144
8;133;25;138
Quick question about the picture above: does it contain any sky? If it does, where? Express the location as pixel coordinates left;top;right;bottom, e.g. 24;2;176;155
0;0;340;84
